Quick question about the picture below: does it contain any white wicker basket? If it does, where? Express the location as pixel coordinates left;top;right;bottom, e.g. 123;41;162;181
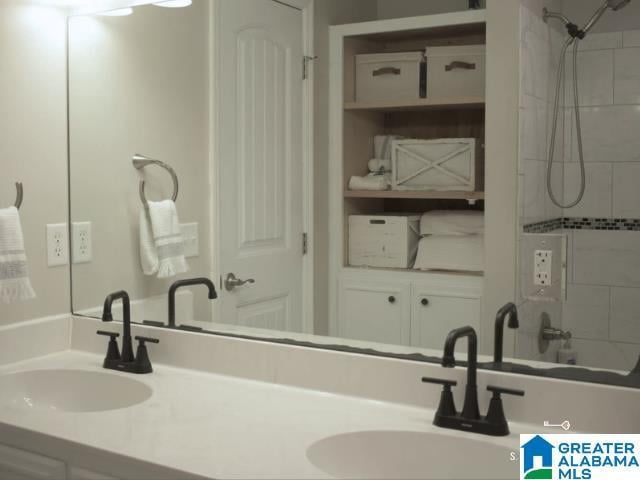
391;138;476;191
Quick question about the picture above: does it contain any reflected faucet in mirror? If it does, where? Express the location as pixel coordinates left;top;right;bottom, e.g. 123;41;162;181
493;303;519;364
168;277;218;328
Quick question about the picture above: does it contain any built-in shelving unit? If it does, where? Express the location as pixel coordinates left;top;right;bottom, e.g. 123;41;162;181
344;190;485;201
344;97;485;112
328;9;488;343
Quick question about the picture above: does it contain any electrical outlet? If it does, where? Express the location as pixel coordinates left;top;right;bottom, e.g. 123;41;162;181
534;249;553;286
46;223;69;267
72;221;92;264
181;223;199;258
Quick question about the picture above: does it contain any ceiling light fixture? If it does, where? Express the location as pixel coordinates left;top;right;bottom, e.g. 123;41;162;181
153;0;193;7
98;7;134;16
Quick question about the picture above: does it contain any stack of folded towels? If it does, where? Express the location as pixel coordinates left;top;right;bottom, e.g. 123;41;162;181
413;210;484;272
348;135;403;191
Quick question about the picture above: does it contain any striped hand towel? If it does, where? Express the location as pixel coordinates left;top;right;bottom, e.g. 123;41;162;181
139;200;188;279
0;207;36;303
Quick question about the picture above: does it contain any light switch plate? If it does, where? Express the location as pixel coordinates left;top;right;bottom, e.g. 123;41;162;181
46;223;69;267
181;223;199;258
72;222;92;264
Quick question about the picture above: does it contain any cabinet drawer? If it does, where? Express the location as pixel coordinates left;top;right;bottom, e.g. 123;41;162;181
338;278;411;345
411;287;481;351
0;444;66;480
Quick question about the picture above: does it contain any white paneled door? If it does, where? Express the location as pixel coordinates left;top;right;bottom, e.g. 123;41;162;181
216;0;304;332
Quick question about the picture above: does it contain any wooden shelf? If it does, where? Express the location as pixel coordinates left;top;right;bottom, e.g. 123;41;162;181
344;97;485;112
344;190;484;201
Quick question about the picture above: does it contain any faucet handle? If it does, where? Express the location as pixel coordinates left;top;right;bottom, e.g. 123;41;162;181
487;385;525;397
96;330;121;362
422;377;457;417
422;377;458;388
97;330;120;339
135;336;160;345
484;385;525;436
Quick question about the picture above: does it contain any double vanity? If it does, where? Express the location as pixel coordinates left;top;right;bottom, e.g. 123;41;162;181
1;315;639;480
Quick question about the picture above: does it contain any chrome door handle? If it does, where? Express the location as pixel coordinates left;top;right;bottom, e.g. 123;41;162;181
224;273;255;292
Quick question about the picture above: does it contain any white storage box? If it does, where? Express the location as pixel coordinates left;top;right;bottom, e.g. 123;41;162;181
355;52;424;103
391;138;476;191
348;214;420;269
425;45;485;98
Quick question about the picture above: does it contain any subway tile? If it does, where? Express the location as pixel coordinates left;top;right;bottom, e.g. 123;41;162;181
578;32;623;51
563;163;612;218
522;159;546;225
562;284;610;341
571;105;640;163
623;29;640;47
610;287;640;344
613;163;640;218
565;49;614;106
614;47;640;104
573;230;640;287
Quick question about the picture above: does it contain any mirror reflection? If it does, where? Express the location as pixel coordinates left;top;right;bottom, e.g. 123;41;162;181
68;0;640;382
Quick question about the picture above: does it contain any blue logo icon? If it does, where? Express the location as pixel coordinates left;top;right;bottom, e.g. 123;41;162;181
521;435;555;479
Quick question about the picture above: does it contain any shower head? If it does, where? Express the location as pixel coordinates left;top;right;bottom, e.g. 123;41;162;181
582;0;631;34
607;0;631;11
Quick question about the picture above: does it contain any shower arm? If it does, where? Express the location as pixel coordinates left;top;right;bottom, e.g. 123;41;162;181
581;2;610;35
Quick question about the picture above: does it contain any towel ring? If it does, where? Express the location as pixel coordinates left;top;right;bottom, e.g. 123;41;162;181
10;182;23;209
132;154;179;206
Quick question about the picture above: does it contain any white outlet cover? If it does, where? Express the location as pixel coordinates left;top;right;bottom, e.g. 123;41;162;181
46;223;69;267
72;221;92;264
534;249;553;286
181;223;199;258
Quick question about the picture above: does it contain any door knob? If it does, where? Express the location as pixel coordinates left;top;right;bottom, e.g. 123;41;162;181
224;273;255;292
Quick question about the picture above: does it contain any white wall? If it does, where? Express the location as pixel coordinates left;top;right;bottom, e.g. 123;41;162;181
0;3;69;326
68;1;212;322
313;0;378;334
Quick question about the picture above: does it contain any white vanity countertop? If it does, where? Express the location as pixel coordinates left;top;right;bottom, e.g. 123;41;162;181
0;350;530;479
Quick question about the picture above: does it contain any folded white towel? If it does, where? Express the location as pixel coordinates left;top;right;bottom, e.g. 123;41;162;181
414;235;484;272
348;174;389;191
367;158;392;173
139;200;189;279
374;135;403;160
420;210;484;236
0;207;36;303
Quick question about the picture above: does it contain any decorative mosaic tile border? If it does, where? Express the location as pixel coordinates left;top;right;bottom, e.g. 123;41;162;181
522;218;563;233
523;217;640;233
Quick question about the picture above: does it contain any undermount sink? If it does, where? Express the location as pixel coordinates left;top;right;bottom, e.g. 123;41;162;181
307;430;517;480
0;369;153;413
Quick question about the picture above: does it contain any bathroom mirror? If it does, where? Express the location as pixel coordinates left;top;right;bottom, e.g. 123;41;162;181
68;0;640;388
514;1;640;376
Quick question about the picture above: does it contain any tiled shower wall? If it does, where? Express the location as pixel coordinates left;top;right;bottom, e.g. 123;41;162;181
518;9;640;371
560;30;640;370
516;0;566;364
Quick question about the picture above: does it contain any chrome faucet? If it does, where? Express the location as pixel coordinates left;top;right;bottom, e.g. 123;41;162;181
422;326;525;436
98;290;159;374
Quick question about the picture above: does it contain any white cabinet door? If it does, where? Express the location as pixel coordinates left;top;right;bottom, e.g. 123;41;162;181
338;278;411;345
0;444;66;480
411;285;481;351
68;466;119;480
